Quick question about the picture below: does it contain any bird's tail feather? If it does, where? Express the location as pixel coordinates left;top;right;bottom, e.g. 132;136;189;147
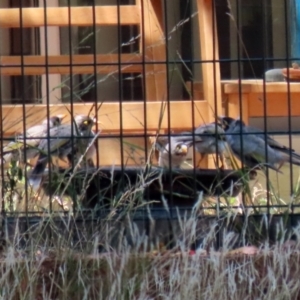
290;151;300;160
28;157;48;190
290;157;300;167
253;162;283;174
279;150;300;161
267;164;283;174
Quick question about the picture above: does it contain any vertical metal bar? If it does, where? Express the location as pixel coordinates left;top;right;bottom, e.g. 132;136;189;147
140;0;149;203
260;0;271;220
188;0;200;250
211;0;219;152
91;0;99;213
139;0;150;240
0;40;5;226
163;0;176;248
42;0;52;212
189;0;197;212
163;0;172;205
18;1;29;218
140;0;147;169
117;0;125;182
284;0;293;212
261;0;270;232
236;0;244;207
211;0;219;207
67;0;75;211
212;0;221;249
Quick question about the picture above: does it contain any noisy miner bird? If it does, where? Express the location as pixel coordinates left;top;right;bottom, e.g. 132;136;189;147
1;115;65;166
219;116;300;160
218;116;300;172
66;114;102;168
66;124;99;168
178;123;227;168
154;136;193;168
28;115;96;190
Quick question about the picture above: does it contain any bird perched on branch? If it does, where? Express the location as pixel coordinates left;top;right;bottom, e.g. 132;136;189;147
28;115;96;190
218;116;300;172
1;115;65;166
153;136;192;168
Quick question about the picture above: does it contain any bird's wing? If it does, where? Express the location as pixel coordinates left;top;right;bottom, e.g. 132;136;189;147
245;136;284;171
158;144;170;167
193;136;216;154
247;126;300;157
10;125;46;150
265;136;300;159
26;124;45;137
229;133;261;161
230;136;280;171
38;125;72;153
194;124;225;155
252;131;300;163
155;136;171;147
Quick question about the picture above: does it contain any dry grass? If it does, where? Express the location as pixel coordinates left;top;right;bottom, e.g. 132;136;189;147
0;207;297;299
0;229;300;299
1;152;300;299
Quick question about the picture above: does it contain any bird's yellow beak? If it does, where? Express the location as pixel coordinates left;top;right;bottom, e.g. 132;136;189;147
92;118;105;132
180;144;188;154
92;117;103;125
56;114;66;120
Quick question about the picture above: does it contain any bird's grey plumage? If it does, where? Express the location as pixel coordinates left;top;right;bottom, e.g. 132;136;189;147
174;123;227;168
67;128;98;168
28;115;95;189
218;116;300;159
221;117;300;172
85;129;97;167
176;124;226;155
155;136;192;168
1;115;64;165
219;116;300;171
193;123;226;156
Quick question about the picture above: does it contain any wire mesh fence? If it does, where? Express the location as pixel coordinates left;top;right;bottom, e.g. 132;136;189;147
0;0;300;250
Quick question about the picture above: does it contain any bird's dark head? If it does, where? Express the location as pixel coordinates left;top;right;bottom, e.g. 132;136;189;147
231;118;246;130
217;116;235;131
43;115;65;127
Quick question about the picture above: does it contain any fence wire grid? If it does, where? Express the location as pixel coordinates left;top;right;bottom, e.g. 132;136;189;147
0;0;299;242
